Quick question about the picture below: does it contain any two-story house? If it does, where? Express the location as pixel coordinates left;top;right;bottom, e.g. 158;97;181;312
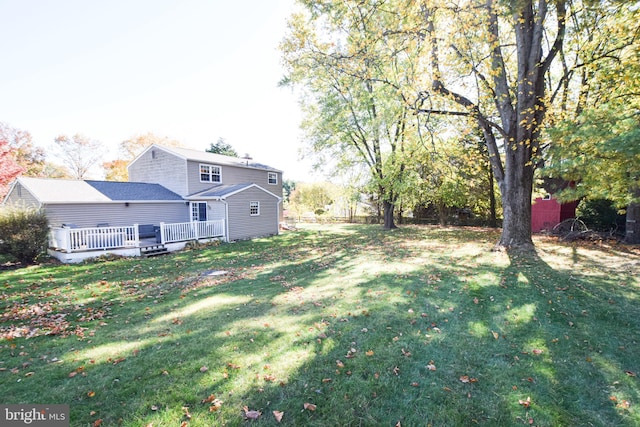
2;144;283;262
128;145;283;241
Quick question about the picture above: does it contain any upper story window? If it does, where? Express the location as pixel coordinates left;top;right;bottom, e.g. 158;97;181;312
268;172;278;185
200;164;221;183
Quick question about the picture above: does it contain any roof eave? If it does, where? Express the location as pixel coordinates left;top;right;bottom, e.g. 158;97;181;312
39;200;187;204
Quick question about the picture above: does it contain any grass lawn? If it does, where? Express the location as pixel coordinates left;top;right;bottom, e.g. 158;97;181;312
1;223;639;426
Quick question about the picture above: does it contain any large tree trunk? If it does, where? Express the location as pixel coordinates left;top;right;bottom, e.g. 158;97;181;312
497;162;535;250
383;200;397;229
482;123;536;251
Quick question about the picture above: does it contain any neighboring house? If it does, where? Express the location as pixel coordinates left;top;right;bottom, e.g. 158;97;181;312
531;179;577;232
531;195;578;232
2;144;283;262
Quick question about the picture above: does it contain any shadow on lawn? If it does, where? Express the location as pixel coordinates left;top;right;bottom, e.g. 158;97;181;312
492;249;640;426
221;232;640;426
1;228;362;425
1;225;638;426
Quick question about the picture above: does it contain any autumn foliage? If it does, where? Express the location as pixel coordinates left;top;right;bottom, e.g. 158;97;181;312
0;140;25;199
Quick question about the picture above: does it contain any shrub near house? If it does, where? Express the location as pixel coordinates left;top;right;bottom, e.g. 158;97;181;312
0;208;49;264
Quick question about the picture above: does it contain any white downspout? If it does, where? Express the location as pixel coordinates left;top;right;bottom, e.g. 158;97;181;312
277;198;282;235
222;199;230;242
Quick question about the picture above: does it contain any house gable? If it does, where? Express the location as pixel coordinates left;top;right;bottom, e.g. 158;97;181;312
2;179;40;208
128;145;189;195
224;186;281;241
185;183;281;241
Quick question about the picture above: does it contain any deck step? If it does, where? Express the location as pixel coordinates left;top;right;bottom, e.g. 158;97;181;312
141;245;169;257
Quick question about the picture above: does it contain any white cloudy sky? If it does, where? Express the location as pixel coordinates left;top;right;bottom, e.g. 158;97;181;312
0;0;318;181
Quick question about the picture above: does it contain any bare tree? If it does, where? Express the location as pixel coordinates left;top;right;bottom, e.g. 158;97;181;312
53;134;106;179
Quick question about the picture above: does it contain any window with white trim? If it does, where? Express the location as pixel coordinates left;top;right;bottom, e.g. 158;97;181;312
250;201;260;216
268;172;278;185
200;164;221;183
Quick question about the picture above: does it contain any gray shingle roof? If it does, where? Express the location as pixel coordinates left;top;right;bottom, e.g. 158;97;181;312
14;177;183;203
185;184;254;199
86;181;184;201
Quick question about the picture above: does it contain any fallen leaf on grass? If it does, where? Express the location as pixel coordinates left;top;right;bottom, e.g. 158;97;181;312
182;407;191;419
401;348;411;357
202;394;223;411
393;366;400;376
519;397;531;408
273;410;284;422
365;350;374;356
625;370;636;377
616;400;631;409
93;420;102;427
199;366;208;373
532;349;544;355
492;331;499;340
243;406;262;419
87;391;96;397
303;403;316;411
202;394;216;403
426;363;437;371
336;360;345;368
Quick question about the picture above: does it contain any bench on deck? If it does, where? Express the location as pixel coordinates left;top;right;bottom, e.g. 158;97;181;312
137;224;161;243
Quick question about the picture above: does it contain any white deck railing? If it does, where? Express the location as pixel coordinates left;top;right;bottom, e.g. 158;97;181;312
160;219;225;243
50;225;138;253
49;220;226;253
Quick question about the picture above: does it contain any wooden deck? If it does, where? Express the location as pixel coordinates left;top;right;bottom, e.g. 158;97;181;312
47;220;225;263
